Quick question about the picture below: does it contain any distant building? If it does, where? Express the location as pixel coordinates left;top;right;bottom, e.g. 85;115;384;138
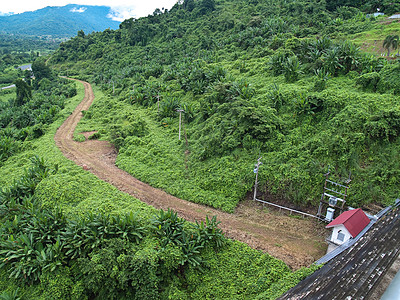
18;64;32;71
367;12;385;17
326;208;370;246
389;13;400;19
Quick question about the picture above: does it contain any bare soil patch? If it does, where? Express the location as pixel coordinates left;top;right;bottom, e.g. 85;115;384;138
54;79;328;269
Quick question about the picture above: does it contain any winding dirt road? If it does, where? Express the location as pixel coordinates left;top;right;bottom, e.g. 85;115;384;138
54;80;327;269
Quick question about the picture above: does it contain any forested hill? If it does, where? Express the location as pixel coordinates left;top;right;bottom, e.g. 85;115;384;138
51;0;400;212
0;4;120;37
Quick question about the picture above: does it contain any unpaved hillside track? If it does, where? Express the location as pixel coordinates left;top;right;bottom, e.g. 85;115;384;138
54;79;326;269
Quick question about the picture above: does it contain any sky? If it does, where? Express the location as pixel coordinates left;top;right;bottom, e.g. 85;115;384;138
0;0;178;21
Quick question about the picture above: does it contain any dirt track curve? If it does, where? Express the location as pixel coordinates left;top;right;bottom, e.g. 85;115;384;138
54;79;326;269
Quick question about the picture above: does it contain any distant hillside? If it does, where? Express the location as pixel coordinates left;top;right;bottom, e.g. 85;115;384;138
0;4;120;37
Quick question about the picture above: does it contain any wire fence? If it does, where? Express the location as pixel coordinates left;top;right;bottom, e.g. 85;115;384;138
254;198;319;219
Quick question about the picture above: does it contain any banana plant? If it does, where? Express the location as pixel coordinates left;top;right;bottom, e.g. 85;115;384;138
191;215;225;248
0;233;41;283
176;231;204;271
151;209;185;248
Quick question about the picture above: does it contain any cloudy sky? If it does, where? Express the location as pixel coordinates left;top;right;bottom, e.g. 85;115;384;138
0;0;178;21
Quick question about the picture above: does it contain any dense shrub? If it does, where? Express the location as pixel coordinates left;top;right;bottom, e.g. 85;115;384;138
356;72;380;92
377;63;400;95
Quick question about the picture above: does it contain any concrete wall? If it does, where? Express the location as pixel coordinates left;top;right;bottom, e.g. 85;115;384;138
330;225;351;245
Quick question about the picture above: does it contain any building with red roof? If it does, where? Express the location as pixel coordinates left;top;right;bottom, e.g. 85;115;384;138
326;208;371;245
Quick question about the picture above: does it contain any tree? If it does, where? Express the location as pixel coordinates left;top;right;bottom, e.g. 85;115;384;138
14;79;32;106
383;35;399;57
183;0;195;11
202;0;216;12
283;56;301;82
32;60;52;81
338;41;361;73
77;30;85;38
326;0;364;11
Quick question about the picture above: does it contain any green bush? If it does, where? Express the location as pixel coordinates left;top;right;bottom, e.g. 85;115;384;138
365;108;400;141
356;72;380;91
377;63;400;95
73;134;86;142
34;173;90;208
88;132;101;140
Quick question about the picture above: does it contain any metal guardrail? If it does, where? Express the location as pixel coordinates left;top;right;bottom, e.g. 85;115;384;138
254;198;319;219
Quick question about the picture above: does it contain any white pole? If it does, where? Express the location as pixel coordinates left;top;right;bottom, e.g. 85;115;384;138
254;171;258;200
253;156;262;200
176;109;184;140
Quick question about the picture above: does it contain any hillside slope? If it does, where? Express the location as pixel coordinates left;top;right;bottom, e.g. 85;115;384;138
51;0;400;213
0;4;120;37
0;76;320;300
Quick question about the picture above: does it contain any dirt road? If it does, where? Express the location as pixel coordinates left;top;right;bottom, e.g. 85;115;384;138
54;80;327;269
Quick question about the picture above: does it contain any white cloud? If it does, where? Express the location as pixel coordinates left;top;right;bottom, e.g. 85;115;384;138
70;7;87;13
107;6;137;22
108;1;177;21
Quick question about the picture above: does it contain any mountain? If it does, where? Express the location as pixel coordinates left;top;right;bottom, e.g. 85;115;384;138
0;4;120;37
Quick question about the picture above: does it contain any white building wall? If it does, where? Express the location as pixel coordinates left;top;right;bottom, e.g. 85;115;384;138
330;224;352;245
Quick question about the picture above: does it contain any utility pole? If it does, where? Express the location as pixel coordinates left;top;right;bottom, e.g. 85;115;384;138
176;109;185;140
253;156;262;200
157;93;160;113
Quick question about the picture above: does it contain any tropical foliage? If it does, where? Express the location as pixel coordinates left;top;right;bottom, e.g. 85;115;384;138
50;0;400;211
383;34;399;56
1;0;400;298
0;157;311;299
0;57;76;166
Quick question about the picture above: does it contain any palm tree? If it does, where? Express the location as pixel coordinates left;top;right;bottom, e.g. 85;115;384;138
383;35;399;57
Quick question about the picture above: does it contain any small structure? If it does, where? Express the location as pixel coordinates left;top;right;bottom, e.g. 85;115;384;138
326;208;370;247
367;12;384;17
389;13;400;19
17;64;32;71
280;203;400;299
317;170;351;222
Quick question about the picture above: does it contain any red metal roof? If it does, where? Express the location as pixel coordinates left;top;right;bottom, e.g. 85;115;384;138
326;208;370;237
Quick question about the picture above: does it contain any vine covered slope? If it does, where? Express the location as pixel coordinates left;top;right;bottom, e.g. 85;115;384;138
52;0;400;211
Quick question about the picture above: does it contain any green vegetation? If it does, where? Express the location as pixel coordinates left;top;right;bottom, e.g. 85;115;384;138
0;88;15;103
1;0;400;298
383;34;399;57
0;35;58;88
0;86;314;298
0;34;58;91
0;51;315;299
0;57;76;165
52;0;400;211
0;34;59;55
